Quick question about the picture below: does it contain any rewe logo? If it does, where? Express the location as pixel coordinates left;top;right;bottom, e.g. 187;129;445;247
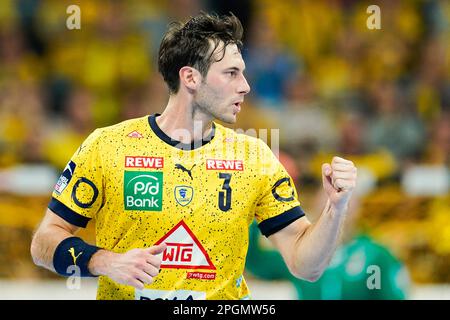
124;171;163;211
206;159;243;171
125;156;163;168
155;220;216;270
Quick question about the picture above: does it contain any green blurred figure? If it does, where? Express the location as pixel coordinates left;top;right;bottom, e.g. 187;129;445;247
246;220;410;300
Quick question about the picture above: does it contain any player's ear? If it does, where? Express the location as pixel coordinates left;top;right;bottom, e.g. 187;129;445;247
179;66;202;92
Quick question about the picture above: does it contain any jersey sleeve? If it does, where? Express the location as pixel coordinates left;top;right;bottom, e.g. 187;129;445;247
48;129;104;227
254;140;305;237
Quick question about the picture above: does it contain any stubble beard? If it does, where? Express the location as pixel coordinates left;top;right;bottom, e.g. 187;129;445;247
193;84;236;124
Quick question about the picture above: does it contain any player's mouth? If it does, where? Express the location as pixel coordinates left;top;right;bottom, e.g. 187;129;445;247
232;101;242;114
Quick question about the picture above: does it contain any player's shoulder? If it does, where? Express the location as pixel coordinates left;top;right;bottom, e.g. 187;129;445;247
76;117;148;154
215;122;269;149
90;116;149;141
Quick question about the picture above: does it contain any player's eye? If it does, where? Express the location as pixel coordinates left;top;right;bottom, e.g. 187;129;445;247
227;71;237;77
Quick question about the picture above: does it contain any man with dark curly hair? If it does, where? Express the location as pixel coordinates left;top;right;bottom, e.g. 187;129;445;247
31;12;357;300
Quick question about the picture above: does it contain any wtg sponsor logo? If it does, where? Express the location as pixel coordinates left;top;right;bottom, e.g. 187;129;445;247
186;272;216;280
164;243;193;262
155;220;216;271
124;171;163;211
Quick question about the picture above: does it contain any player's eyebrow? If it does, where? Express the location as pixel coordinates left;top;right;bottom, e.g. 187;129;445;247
224;66;246;72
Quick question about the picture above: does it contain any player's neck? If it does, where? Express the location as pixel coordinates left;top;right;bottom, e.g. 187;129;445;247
157;96;214;144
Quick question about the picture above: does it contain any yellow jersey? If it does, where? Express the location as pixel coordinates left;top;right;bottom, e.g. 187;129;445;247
49;114;305;300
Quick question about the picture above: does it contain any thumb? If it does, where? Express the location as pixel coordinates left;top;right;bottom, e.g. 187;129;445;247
147;243;167;255
321;163;334;195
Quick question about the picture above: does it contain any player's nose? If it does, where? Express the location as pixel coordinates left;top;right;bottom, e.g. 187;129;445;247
238;75;251;95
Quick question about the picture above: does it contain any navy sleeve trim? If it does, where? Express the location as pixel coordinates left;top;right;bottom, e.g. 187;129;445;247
258;206;305;238
48;198;91;228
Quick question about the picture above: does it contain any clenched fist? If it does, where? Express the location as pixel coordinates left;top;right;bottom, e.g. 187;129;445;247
322;156;357;212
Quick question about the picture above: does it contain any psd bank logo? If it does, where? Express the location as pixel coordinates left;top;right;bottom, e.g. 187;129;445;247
124;171;163;211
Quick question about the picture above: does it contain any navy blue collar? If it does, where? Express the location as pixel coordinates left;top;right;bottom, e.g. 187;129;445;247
148;114;216;150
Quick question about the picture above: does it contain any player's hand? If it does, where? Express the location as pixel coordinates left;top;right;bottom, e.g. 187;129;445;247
91;243;167;290
321;156;357;213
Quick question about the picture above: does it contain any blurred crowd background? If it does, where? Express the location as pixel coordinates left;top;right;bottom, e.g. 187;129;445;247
0;0;449;299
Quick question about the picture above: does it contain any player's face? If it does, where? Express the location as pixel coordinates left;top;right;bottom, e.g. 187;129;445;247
194;43;251;124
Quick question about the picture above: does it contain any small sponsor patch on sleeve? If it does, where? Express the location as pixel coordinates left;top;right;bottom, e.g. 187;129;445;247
54;161;76;195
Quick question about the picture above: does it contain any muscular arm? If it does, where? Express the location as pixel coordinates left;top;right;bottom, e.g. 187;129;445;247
268;200;345;281
31;208;166;289
30;208;80;272
268;157;356;282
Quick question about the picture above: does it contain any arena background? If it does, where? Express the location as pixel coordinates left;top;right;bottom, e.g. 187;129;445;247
0;0;449;299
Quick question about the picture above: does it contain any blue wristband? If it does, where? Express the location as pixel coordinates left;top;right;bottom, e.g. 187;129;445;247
53;237;101;277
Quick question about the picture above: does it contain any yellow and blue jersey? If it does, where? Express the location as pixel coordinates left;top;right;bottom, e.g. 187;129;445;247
49;114;305;300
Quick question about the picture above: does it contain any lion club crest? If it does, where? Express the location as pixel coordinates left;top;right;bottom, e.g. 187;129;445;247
174;186;194;206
